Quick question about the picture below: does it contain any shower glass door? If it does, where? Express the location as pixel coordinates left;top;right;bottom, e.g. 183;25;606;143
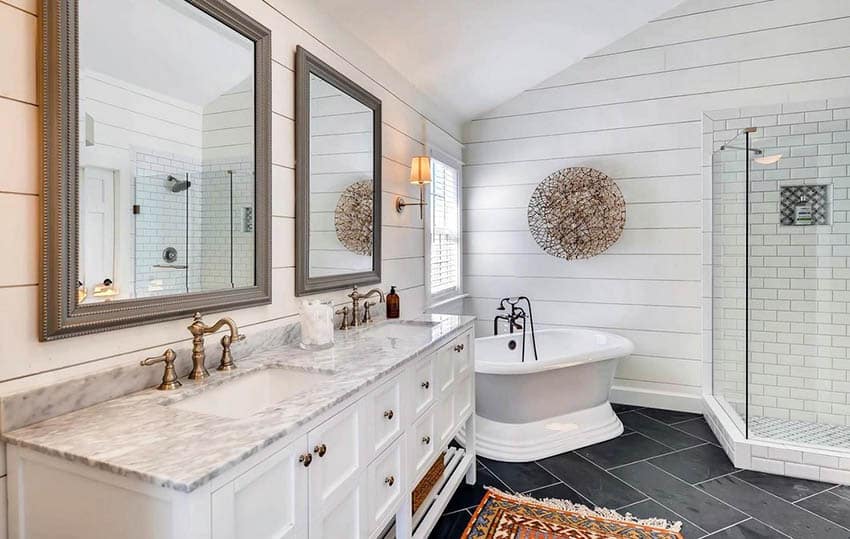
712;142;748;435
134;172;190;298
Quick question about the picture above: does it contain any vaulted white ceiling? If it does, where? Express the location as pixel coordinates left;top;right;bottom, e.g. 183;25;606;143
312;0;684;121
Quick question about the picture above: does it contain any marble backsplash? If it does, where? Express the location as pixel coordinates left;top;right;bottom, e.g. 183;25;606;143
0;320;302;433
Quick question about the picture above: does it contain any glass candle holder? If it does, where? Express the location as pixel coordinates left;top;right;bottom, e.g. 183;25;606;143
299;300;335;350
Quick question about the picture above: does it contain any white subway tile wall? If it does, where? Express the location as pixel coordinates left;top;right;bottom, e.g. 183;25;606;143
710;100;850;445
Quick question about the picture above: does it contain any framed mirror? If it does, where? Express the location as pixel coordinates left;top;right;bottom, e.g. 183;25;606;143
295;46;382;296
41;0;271;340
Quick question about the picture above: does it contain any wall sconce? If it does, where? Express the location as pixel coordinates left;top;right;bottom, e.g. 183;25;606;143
395;156;431;219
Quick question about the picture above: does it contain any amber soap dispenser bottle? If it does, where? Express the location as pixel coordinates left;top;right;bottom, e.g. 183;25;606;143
386;286;400;319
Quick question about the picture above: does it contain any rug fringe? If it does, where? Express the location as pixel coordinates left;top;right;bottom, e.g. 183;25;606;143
486;486;683;534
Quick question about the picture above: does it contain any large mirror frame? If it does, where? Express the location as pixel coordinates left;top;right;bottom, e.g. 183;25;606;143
40;0;272;341
295;46;382;296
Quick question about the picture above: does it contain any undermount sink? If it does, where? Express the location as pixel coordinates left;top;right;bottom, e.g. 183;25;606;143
365;320;439;338
170;368;330;419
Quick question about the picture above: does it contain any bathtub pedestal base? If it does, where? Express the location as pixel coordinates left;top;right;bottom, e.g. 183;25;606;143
470;402;623;462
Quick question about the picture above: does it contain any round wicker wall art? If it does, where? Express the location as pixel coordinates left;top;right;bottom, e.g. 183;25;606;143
334;179;373;256
528;167;625;260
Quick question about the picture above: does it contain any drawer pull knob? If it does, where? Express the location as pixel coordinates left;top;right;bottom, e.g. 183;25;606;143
313;443;327;457
299;453;313;467
421;380;430;389
384;409;394;420
384;475;395;487
454;343;465;352
421;435;431;445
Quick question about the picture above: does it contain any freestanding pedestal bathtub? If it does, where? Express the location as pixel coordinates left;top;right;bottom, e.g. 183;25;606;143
471;328;634;462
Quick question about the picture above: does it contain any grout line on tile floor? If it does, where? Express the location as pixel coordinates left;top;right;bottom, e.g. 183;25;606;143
648;461;850;535
791;485;840;505
700;517;793;539
692;469;742;486
566;449;734;535
604;442;711;471
521;481;567;495
828;486;850;502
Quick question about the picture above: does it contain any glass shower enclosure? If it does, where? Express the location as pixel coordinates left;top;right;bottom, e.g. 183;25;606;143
711;110;850;451
133;169;255;298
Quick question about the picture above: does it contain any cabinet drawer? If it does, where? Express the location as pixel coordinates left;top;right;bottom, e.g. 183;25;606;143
452;332;472;377
369;376;403;456
408;407;437;484
367;440;404;534
455;375;473;424
412;356;435;417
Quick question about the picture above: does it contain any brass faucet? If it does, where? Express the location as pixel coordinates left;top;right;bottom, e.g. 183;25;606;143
347;285;385;328
187;312;246;379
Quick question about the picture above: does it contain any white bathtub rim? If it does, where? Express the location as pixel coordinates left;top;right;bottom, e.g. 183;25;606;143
475;329;634;375
460;402;623;462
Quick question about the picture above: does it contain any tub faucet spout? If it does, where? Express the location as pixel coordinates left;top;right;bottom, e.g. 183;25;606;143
494;297;539;362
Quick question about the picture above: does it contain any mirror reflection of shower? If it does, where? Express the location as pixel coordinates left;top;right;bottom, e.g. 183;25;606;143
166;174;192;193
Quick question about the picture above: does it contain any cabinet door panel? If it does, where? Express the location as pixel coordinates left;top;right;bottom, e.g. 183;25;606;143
211;436;308;539
316;480;366;539
435;346;455;395
308;401;369;538
455;375;473;424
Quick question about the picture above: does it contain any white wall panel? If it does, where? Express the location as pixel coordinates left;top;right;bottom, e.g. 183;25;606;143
0;0;461;389
463;0;850;409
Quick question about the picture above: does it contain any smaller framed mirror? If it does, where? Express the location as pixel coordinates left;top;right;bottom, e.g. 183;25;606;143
295;46;382;296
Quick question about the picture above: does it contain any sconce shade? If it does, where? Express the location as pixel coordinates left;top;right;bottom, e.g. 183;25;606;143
410;156;432;184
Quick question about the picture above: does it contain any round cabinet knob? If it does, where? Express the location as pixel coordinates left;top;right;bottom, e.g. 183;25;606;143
421;380;430;389
384;475;395;487
384;409;394;420
313;443;327;457
454;343;465;352
299;453;313;467
421;435;431;445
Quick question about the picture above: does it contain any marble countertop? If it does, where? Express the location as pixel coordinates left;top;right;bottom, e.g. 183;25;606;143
3;314;475;493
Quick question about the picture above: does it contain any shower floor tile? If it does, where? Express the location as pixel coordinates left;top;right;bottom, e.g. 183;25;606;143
432;406;850;539
749;416;850;450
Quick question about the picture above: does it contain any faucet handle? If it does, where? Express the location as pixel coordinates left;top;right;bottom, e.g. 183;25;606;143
216;332;245;372
335;306;350;330
140;349;182;391
362;301;375;324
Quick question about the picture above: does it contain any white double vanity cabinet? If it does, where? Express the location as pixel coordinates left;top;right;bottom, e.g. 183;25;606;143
5;320;475;539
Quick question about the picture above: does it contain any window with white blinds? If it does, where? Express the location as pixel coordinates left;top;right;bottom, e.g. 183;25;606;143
429;157;460;297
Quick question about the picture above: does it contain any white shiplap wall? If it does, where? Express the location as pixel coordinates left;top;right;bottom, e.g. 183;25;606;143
0;0;462;384
462;0;850;411
0;0;462;533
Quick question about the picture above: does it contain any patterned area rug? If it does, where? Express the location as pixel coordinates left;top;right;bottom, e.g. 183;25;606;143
462;488;683;539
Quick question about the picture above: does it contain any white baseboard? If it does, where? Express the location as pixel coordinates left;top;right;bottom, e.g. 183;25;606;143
610;385;703;413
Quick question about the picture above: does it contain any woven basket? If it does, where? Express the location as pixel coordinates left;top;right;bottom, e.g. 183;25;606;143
412;452;446;514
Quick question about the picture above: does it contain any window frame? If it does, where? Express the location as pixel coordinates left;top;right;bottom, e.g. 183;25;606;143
424;146;463;306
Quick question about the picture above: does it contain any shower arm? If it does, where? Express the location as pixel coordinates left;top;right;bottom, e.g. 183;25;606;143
718;144;763;154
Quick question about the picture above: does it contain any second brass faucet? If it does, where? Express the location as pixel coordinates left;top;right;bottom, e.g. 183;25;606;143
187;312;246;379
347;285;385;328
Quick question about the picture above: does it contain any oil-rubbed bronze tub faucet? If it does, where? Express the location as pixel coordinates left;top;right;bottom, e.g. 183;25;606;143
187;313;246;379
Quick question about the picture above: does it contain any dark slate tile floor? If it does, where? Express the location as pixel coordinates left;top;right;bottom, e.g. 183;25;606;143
431;406;850;538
